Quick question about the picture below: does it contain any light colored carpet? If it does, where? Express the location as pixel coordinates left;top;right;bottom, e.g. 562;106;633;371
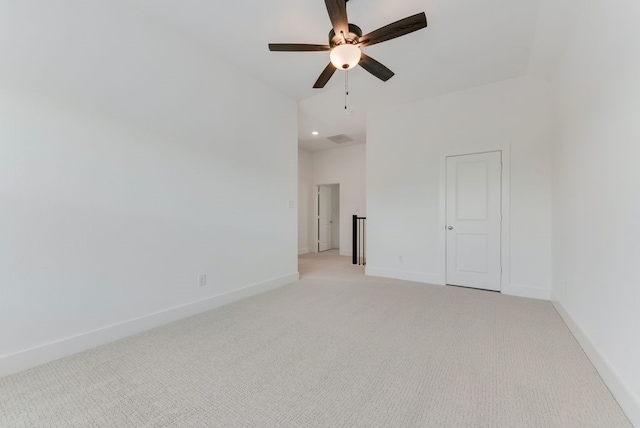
0;251;631;427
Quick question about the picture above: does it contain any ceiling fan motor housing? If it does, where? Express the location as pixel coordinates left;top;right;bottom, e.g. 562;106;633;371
329;24;363;48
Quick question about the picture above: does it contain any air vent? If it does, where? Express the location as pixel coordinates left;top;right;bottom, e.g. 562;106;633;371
327;134;355;144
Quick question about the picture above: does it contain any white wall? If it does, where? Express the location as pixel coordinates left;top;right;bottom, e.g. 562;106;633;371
298;149;312;255
0;1;298;376
367;77;553;299
551;0;640;423
308;144;367;256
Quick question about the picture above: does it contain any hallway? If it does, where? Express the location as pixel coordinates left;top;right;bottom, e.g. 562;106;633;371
298;250;365;281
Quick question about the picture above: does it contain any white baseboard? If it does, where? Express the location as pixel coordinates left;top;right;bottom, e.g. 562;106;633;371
364;269;551;301
552;294;639;426
0;272;299;379
298;248;309;255
502;283;551;300
339;249;352;257
365;267;443;285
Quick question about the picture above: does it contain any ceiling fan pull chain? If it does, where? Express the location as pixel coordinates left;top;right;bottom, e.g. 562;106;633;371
344;70;349;110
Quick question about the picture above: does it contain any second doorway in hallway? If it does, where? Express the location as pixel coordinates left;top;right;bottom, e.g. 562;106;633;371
318;184;340;252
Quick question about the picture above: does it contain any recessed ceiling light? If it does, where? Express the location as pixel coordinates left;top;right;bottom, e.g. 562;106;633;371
312;131;319;136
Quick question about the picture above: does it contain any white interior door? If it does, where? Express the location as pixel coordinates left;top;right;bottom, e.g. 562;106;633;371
318;186;332;252
446;151;502;291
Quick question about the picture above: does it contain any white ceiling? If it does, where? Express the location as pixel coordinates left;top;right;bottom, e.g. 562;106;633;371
128;0;548;151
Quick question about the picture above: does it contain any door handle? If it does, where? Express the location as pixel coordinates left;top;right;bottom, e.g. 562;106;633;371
447;226;454;230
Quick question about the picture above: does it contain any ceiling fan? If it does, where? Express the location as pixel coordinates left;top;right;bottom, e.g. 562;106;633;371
268;0;428;88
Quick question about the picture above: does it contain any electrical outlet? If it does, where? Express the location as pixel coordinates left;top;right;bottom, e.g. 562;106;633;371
198;274;207;287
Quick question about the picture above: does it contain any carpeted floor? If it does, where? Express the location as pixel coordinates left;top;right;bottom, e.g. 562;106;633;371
0;251;631;427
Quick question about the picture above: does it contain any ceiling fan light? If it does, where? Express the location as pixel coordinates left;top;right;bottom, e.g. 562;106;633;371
330;44;361;70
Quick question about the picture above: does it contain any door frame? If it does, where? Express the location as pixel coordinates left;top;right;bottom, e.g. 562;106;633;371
437;145;510;291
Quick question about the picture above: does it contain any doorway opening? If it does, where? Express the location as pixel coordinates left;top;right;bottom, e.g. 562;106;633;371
317;184;340;252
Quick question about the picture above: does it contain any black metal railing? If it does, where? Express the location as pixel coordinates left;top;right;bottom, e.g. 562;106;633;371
352;215;367;266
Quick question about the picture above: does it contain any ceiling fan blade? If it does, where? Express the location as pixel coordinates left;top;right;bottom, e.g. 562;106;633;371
359;53;394;82
313;63;337;88
268;44;331;52
325;0;349;38
360;12;427;47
